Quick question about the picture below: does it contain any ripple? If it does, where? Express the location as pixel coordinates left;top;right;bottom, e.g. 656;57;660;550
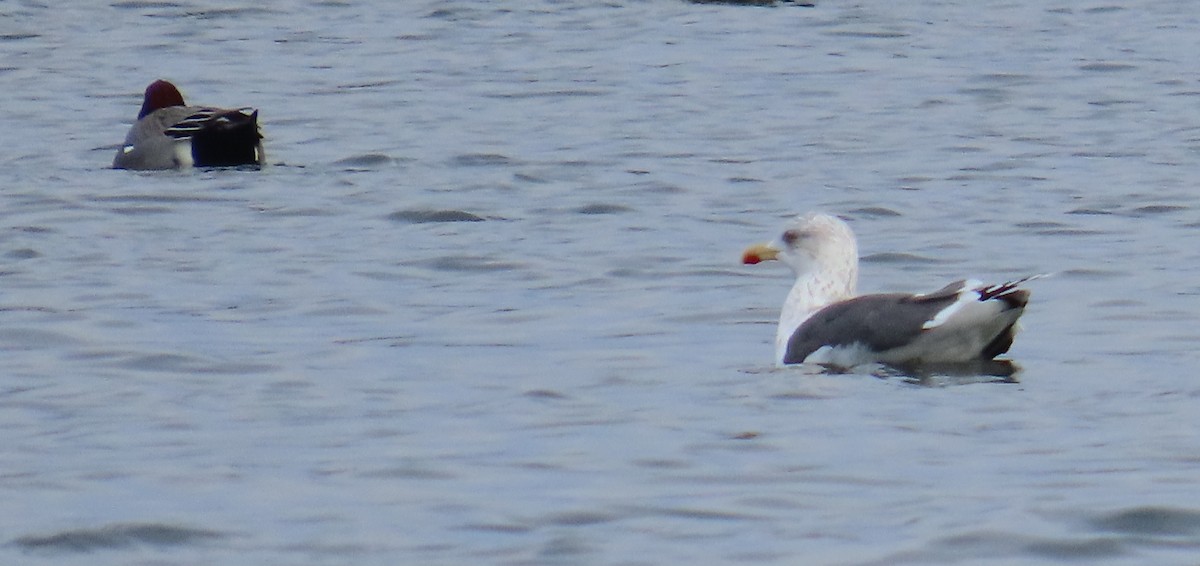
113;353;276;374
457;522;532;534
646;506;763;521
331;153;398;169
387;209;486;223
6;248;39;259
111;1;183;8
849;206;902;217
1129;204;1188;216
687;0;815;5
879;530;1129;564
974;73;1035;84
1023;537;1125;560
574;203;633;215
485;89;608;99
422;255;525;272
450;153;513;167
825;29;910;39
359;466;456;480
1079;62;1137;72
0;328;79;349
90;194;238;204
259;207;337;218
12;523;223;552
181;7;276;19
1060;269;1123;281
108;205;172;215
1090;506;1200;536
1035;228;1105;236
543;510;620;527
861;252;944;264
524;388;569;400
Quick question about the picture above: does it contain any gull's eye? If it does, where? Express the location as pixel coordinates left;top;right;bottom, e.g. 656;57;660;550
781;229;802;246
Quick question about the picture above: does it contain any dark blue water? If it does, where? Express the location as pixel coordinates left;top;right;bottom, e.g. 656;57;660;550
4;1;1200;564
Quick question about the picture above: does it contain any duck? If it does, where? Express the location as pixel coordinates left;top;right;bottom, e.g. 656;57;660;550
113;80;264;170
742;213;1034;369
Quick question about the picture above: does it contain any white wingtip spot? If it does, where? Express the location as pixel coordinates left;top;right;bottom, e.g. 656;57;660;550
921;289;979;330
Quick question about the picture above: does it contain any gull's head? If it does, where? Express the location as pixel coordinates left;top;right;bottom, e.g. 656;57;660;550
742;212;858;278
744;212;860;362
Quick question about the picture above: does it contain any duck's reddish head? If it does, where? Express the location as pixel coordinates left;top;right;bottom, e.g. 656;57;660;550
138;80;186;119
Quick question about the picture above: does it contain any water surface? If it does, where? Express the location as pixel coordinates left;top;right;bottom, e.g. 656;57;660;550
4;1;1200;564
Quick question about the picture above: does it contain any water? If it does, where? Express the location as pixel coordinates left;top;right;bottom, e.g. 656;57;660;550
4;0;1200;564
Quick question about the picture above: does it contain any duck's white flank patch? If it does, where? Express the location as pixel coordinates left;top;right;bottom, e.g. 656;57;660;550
172;139;193;168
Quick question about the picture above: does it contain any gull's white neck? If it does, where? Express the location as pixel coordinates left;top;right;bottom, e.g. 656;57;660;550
775;265;857;364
